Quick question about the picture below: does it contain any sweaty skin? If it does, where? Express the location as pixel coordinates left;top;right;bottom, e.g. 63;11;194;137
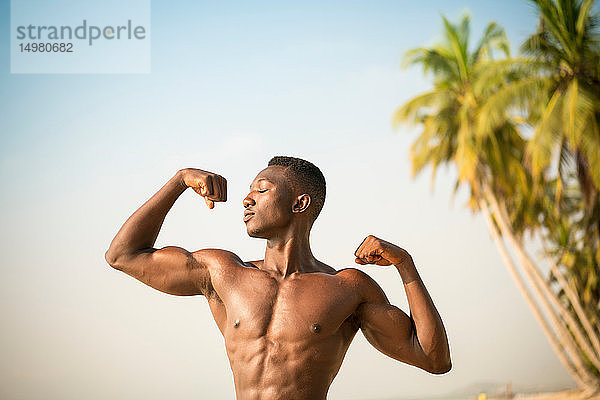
105;166;451;400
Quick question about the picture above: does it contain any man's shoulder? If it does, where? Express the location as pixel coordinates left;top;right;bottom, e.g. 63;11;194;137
244;259;263;269
335;267;373;282
336;267;386;300
303;265;376;283
191;248;246;269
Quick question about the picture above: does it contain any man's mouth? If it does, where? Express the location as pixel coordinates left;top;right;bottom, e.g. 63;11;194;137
243;211;255;222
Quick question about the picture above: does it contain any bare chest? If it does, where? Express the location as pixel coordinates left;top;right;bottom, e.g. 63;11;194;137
211;269;360;341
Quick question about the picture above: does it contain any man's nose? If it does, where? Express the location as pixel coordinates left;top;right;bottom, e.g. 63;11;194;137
243;195;255;208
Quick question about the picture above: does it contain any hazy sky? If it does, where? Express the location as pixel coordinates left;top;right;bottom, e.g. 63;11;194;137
0;1;578;399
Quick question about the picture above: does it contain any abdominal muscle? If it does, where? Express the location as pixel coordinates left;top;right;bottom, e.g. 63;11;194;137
225;328;355;400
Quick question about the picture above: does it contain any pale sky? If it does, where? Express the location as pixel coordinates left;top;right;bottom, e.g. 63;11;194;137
0;1;577;399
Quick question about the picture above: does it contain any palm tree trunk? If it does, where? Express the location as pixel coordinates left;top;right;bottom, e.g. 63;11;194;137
486;190;600;372
484;188;600;390
478;198;591;389
548;258;600;357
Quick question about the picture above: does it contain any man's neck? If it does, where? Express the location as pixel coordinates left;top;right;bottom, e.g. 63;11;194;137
263;228;318;277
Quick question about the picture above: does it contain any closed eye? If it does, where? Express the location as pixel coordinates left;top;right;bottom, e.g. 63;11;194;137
258;189;268;193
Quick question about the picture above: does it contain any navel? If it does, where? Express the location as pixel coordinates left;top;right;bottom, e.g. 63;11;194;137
311;323;321;334
234;319;240;328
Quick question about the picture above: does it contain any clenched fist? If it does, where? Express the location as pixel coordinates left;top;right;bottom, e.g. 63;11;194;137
180;168;227;209
354;235;412;266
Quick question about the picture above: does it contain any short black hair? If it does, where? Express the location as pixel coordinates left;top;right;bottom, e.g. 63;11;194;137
268;156;326;220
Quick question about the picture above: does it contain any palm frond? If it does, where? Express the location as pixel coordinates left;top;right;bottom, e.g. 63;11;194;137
530;0;577;60
576;0;596;38
477;75;550;135
393;89;454;128
579;116;600;190
562;79;597;147
403;47;460;83
442;14;470;81
472;22;511;64
527;89;564;177
472;57;546;95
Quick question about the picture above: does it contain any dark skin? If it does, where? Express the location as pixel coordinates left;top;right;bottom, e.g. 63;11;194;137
105;166;451;400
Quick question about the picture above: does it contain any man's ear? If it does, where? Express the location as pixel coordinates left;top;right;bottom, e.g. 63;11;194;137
292;194;311;214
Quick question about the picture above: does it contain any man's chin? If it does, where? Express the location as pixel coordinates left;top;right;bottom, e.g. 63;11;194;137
246;226;266;239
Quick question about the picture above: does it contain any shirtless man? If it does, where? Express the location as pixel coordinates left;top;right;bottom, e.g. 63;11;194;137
105;156;451;400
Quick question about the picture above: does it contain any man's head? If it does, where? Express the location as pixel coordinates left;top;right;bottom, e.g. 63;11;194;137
243;156;326;238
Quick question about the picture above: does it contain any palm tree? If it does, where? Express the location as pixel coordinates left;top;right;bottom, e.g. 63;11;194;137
481;0;599;260
479;0;600;387
394;11;600;396
515;0;599;346
522;0;600;208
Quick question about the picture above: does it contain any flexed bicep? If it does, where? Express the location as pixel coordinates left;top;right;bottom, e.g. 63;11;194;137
108;246;211;296
351;236;451;374
357;301;431;369
352;269;435;373
105;168;230;296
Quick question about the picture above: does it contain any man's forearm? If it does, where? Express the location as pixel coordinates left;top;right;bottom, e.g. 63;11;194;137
106;170;187;264
396;259;451;372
